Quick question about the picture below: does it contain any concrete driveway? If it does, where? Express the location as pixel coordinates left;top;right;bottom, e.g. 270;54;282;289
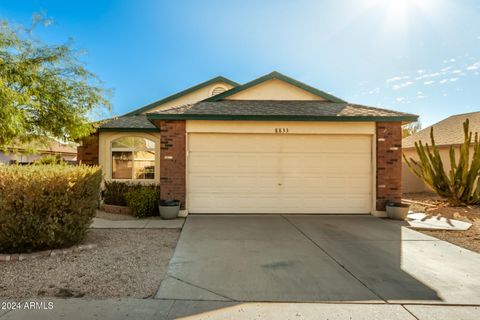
156;215;480;304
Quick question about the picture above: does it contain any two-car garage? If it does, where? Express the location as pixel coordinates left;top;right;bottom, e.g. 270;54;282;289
186;121;374;214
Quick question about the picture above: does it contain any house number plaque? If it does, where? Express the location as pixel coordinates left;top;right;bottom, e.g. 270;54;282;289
275;128;289;133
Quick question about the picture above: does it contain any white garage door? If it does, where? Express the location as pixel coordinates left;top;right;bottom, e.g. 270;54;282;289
187;133;372;214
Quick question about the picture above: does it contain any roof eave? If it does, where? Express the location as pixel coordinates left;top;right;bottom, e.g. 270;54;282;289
98;127;160;132
146;114;419;122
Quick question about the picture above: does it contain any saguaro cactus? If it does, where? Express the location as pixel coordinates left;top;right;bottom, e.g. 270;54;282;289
403;119;480;205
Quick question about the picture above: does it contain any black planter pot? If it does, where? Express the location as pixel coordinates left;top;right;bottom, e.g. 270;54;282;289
159;200;180;220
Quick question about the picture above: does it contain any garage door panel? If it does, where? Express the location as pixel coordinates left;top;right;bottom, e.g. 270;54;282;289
188;133;372;214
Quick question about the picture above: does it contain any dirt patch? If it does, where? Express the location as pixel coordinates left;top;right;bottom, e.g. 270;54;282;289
403;192;480;253
0;229;180;299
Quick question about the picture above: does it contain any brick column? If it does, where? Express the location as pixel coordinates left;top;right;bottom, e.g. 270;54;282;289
77;133;99;165
376;122;402;211
152;120;186;209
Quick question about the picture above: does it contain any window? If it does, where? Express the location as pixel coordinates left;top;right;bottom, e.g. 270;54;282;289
111;137;156;180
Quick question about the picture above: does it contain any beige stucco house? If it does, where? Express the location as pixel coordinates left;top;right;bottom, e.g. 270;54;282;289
402;112;480;193
78;71;417;216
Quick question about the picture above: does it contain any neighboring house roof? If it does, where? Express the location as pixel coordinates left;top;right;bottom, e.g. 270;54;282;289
203;71;346;103
146;100;417;122
98;115;159;131
6;140;77;154
403;111;480;149
45;142;77;154
123;76;239;116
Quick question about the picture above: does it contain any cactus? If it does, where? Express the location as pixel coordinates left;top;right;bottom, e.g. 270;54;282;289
403;119;480;205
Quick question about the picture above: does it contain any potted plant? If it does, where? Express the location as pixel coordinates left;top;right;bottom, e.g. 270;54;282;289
386;202;410;220
159;200;180;220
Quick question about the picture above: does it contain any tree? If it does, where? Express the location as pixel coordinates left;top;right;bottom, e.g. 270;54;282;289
0;17;110;148
403;119;480;205
402;121;421;138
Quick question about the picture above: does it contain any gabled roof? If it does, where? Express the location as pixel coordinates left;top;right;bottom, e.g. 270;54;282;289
203;71;346;103
403;111;480;148
123;76;239;116
147;100;418;122
99;115;159;131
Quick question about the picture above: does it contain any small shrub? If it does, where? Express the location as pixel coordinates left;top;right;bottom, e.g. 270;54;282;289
124;186;160;218
0;165;102;253
103;181;134;206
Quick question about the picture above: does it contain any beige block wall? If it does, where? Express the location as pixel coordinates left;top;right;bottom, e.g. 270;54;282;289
227;79;325;101
402;146;474;193
98;131;161;184
144;81;235;114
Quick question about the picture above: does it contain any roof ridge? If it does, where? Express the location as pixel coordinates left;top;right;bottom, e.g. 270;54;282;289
447;111;480;118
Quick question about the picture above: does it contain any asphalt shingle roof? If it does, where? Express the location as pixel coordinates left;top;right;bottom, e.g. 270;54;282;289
403;111;480;148
99;115;158;130
148;100;416;120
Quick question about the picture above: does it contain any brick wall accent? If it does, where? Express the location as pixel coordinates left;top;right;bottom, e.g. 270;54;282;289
77;133;99;165
151;120;186;209
376;122;402;211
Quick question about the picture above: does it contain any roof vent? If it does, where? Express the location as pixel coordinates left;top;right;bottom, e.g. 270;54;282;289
210;86;227;96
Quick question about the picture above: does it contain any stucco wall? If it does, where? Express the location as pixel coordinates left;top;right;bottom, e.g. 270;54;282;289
226;79;325;101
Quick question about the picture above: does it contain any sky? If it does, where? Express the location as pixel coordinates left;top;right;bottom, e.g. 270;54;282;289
1;0;479;127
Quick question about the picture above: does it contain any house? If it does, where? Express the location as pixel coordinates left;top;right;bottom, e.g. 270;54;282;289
402;111;480;193
78;71;417;216
0;140;77;165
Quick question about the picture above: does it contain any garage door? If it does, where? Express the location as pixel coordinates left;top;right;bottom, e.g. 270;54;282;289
187;133;372;214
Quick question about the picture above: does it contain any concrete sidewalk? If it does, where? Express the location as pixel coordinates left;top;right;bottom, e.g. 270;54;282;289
0;299;478;320
90;217;184;229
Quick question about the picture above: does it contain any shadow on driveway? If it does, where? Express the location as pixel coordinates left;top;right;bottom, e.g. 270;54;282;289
156;215;480;305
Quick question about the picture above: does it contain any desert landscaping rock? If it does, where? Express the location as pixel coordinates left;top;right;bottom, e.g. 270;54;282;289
0;229;179;299
0;245;97;263
403;193;480;253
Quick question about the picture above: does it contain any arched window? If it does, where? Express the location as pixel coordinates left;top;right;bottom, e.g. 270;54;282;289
111;137;156;180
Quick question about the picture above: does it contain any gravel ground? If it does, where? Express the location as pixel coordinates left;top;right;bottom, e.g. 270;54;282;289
95;209;135;220
0;229;180;299
403;192;480;253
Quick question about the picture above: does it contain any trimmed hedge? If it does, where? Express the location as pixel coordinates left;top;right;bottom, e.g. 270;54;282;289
0;165;102;253
125;186;160;218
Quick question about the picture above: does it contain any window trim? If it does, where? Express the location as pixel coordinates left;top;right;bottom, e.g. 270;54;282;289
110;137;156;181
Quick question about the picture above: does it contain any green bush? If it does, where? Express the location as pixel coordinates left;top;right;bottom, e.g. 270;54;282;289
35;154;64;165
124;186;160;218
0;165;102;253
103;181;134;206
